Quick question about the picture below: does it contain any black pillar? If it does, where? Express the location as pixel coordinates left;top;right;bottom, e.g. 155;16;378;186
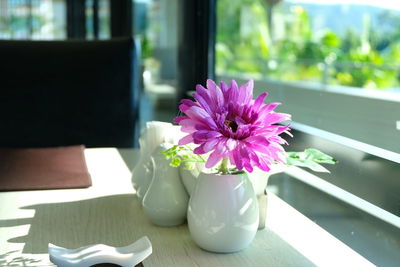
67;0;86;39
110;0;133;37
178;0;216;99
93;0;99;39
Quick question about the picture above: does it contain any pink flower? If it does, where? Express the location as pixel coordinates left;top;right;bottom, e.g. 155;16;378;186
174;79;291;173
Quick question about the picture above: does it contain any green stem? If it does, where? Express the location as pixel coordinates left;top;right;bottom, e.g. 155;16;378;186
219;157;229;174
185;145;206;162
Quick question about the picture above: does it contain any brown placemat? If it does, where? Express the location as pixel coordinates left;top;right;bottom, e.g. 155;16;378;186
0;145;92;191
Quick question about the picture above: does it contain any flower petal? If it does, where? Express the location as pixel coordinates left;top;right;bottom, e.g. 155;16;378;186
193;92;213;115
178;134;194;145
260;102;281;114
257;155;272;172
203;138;219;152
253;92;268;111
220;81;229;94
179;118;198;133
196;84;210;101
244;135;270;147
207;79;224;108
238;80;253;105
174;116;187;124
193;144;205;154
227;80;239;103
205;150;223;168
193;130;222;142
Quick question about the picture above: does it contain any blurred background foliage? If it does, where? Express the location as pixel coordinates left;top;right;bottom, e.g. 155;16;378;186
216;0;400;91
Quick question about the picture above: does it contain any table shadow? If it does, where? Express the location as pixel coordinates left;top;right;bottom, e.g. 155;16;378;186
0;250;50;266
1;193;315;266
0;194;143;254
117;149;140;172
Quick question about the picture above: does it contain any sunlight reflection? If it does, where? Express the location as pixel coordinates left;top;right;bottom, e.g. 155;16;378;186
233;181;244;191
267;185;279;195
266;194;374;266
239;198;253;215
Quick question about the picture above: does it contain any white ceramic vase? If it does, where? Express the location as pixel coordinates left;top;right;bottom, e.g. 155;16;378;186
132;156;154;202
179;162;204;196
247;164;286;230
187;172;259;253
131;121;175;202
132;132;153;202
247;163;286;195
142;143;189;226
131;135;146;192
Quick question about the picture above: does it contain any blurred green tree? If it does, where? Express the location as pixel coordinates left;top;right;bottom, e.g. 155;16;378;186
216;0;400;90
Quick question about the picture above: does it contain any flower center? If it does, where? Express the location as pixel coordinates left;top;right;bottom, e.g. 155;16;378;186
224;119;238;133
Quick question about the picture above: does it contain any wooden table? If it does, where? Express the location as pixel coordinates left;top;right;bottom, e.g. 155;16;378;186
0;148;374;266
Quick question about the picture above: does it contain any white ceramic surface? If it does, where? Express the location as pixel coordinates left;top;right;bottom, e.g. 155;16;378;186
142;143;189;226
132;158;154;201
179;168;198;196
247;164;286;195
179;162;204;196
131;135;147;192
131;121;174;201
48;236;152;267
187;172;259;253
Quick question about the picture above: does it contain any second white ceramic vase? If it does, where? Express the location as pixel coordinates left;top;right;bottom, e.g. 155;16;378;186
132;157;153;202
131;121;175;202
187;172;259;253
142;143;189;226
179;161;204;196
132;132;153;202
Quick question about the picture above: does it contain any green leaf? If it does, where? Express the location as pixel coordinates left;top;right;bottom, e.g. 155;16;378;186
303;148;337;164
183;162;195;170
161;145;206;170
286;157;331;173
170;157;182;167
286;148;337;173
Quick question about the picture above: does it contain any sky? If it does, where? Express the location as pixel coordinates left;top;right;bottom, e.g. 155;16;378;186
288;0;400;10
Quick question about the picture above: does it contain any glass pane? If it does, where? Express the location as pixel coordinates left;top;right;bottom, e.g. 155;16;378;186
268;173;400;267
139;0;179;83
85;0;94;39
3;0;30;39
0;0;66;40
134;0;180;123
216;0;400;93
98;0;109;39
86;0;110;40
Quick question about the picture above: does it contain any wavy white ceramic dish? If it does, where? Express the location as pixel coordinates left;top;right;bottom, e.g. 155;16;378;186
48;236;152;267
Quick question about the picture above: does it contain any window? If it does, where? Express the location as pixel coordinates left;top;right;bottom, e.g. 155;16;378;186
217;0;400;92
85;0;110;39
0;0;66;39
0;0;112;40
216;0;400;155
133;0;180;123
